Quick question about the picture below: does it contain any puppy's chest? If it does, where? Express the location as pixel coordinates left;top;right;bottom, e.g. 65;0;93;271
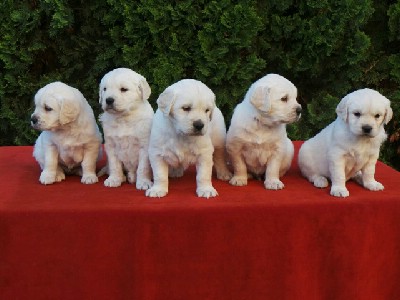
108;136;141;154
102;116;151;141
242;143;275;168
242;134;279;161
344;146;376;174
58;145;84;168
161;141;201;168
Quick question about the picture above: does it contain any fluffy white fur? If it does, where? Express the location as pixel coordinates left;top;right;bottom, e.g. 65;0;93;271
298;88;393;197
31;81;102;184
145;79;231;198
226;74;302;190
99;68;154;189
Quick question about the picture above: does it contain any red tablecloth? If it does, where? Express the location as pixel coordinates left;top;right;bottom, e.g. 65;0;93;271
1;142;399;300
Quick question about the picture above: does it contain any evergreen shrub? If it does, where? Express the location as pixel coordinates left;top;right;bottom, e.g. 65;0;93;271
0;0;399;169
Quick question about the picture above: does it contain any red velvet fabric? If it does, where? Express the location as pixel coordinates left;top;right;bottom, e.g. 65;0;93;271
1;142;399;300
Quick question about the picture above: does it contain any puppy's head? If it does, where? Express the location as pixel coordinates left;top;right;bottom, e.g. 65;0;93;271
99;68;151;114
157;79;215;136
336;88;393;138
31;82;82;131
247;74;302;126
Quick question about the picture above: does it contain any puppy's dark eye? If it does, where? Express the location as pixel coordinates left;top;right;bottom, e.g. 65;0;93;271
103;87;107;91
281;96;288;102
44;105;52;112
354;112;361;118
375;114;381;119
205;108;210;113
120;87;128;92
182;106;191;112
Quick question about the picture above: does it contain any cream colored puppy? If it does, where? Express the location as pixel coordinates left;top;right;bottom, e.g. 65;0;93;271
145;79;231;198
99;68;154;189
298;88;392;197
226;74;302;189
31;81;102;185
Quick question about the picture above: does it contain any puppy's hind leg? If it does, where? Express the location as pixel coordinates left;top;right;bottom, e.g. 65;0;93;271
81;143;100;184
227;144;248;186
213;146;232;181
55;165;66;182
298;143;328;188
169;167;185;178
146;156;169;197
126;169;137;184
136;148;153;190
311;175;329;188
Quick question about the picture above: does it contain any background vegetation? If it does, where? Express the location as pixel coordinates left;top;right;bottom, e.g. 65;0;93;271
1;0;399;169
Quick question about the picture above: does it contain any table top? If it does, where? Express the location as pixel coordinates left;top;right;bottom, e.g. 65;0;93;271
1;142;398;214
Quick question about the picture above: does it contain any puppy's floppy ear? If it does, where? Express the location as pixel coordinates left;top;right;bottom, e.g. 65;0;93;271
99;75;107;104
139;76;151;101
209;96;216;121
250;85;271;113
59;94;80;125
336;95;349;122
157;88;176;116
384;100;393;125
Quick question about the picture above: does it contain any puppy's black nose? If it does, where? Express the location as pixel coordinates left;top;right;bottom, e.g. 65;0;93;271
193;120;204;131
106;97;114;105
296;106;302;115
31;116;38;124
362;125;372;134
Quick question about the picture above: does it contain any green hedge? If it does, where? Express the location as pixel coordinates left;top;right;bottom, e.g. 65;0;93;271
1;0;399;170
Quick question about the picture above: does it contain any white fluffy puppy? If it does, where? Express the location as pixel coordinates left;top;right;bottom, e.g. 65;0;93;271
145;79;231;198
226;74;302;190
99;68;154;189
298;88;393;197
31;81;102;185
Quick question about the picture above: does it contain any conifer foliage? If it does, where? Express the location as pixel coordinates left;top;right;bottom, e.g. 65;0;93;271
1;0;399;169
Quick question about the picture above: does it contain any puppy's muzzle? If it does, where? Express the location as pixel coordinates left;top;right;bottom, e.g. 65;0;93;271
296;106;302;116
105;97;115;109
293;105;302;121
193;120;204;134
31;115;38;125
362;124;373;135
31;115;40;129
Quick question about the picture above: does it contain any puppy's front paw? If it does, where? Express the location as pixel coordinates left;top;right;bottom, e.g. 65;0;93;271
104;176;123;187
55;170;66;182
136;179;153;190
264;178;284;190
39;171;57;185
196;186;218;198
312;176;329;188
330;185;349;197
364;180;384;191
229;176;247;186
81;173;98;184
146;186;168;198
127;172;136;184
216;169;233;181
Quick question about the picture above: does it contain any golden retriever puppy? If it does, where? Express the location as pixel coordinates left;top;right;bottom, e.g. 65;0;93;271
226;74;302;189
31;81;102;184
298;88;393;197
145;79;231;198
99;68;154;189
